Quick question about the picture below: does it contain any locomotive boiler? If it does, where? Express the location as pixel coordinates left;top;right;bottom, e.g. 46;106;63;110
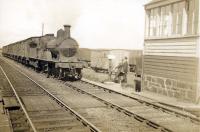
2;25;85;80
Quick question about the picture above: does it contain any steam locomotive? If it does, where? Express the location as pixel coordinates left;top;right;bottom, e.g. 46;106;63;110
2;25;86;80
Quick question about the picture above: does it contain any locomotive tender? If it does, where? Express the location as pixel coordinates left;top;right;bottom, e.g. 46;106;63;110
2;25;86;80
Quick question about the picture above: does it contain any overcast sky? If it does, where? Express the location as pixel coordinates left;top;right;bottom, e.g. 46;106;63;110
0;0;149;49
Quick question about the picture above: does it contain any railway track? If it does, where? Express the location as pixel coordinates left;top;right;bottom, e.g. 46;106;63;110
1;56;200;132
0;58;101;132
64;80;200;132
69;80;200;121
1;57;159;132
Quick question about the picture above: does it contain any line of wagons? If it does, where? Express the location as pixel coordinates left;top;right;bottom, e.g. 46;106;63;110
2;25;87;80
2;25;142;80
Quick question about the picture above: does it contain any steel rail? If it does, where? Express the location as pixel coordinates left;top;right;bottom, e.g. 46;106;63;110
1;58;102;132
81;79;200;124
0;65;38;132
64;82;173;132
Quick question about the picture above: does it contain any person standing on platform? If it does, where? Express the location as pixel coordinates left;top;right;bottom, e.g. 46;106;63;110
114;59;123;83
122;57;129;86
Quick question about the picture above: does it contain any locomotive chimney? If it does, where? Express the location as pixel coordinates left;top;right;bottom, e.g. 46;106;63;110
64;25;71;38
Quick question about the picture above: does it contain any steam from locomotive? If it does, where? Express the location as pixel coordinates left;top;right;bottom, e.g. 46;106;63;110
2;25;86;80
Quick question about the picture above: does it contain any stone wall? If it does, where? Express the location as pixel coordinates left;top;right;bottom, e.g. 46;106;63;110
143;74;197;102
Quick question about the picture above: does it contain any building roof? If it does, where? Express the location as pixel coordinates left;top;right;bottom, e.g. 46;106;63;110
148;0;164;4
145;0;165;6
145;0;180;9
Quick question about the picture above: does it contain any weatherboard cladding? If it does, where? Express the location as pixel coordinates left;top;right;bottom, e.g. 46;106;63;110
143;0;199;102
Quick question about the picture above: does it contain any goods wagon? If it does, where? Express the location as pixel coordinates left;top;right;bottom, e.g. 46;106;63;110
90;49;142;75
91;49;110;72
77;48;91;67
77;48;91;62
3;25;86;80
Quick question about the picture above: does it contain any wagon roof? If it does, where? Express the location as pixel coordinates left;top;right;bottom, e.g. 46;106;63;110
5;36;42;46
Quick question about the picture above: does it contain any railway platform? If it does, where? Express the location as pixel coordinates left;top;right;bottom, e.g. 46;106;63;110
82;78;200;117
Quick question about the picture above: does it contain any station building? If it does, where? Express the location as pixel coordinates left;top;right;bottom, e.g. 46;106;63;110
143;0;199;102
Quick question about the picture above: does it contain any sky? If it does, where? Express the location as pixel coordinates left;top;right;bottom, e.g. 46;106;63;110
0;0;150;49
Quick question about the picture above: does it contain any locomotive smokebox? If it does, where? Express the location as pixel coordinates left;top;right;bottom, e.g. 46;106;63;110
64;25;71;38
